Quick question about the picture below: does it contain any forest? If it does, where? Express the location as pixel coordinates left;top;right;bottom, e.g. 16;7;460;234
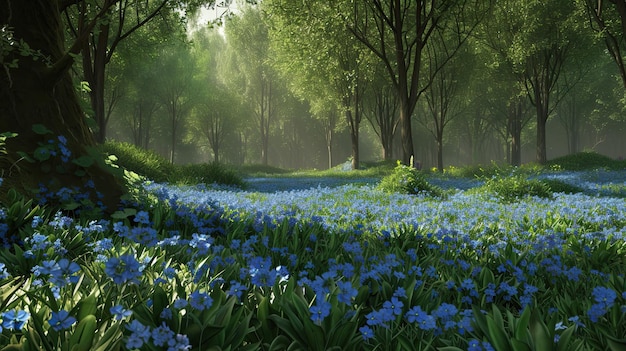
3;0;626;179
101;0;626;173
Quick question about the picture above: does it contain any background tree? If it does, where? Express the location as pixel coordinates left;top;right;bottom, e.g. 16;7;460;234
225;5;280;166
346;0;489;166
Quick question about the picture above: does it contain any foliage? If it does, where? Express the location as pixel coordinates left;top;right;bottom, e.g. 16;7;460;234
546;151;626;171
178;163;245;187
540;178;585;194
98;141;176;183
475;175;553;202
377;162;445;197
99;141;244;187
2;169;626;349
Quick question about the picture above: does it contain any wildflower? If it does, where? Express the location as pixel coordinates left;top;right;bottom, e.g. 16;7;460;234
467;339;482;351
383;297;404;316
360;325;374;341
226;280;247;300
105;254;142;285
189;291;213;311
168;334;192;351
0;262;9;279
336;281;357;305
152;322;175;347
134;211;150;225
110;305;132;320
433;303;458;321
48;310;76;331
592;286;617;308
173;299;188;309
126;320;151;348
310;301;331;325
2;309;30;330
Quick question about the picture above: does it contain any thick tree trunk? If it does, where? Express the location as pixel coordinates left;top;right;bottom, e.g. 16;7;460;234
0;1;124;212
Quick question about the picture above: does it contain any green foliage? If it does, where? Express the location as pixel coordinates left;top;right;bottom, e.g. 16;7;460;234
546;151;626;171
99;141;244;187
377;162;444;197
178;163;245;187
540;178;584;194
477;175;553;202
98;141;175;183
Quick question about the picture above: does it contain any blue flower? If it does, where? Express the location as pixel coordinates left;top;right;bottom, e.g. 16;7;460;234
110;305;132;320
383;297;404;316
360;325;374;341
152;322;175;347
126;320;151;348
134;211;150;225
310;301;331;325
592;286;617;308
467;338;482;351
168;334;192;351
105;254;142;284
337;281;358;305
226;280;247;300
48;310;76;331
2;309;30;330
189;291;213;311
173;298;188;309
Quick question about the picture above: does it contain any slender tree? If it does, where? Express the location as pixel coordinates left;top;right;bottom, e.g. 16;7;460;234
346;0;488;166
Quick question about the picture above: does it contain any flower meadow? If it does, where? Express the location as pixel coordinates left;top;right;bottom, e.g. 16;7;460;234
1;170;626;351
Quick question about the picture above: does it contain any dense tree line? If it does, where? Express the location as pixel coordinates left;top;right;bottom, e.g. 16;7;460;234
3;0;626;207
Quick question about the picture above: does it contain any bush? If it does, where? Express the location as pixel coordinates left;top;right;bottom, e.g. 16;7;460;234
478;175;552;202
178;163;245;187
546;151;626;171
98;141;175;182
377;162;444;197
540;178;584;194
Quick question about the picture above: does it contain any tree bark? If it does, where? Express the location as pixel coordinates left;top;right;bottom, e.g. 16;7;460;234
1;1;124;211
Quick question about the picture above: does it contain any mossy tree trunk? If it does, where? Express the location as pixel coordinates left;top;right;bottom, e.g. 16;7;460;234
1;1;124;212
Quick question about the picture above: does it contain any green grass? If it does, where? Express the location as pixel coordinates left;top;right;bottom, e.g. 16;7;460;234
98;141;243;187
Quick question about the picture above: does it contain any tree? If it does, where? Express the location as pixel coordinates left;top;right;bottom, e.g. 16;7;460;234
154;41;197;164
1;1;125;210
582;0;626;89
0;1;212;209
60;0;183;143
225;5;278;166
265;0;370;169
346;0;489;166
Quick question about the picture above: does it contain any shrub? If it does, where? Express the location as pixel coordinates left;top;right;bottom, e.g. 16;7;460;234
478;175;552;202
98;141;175;183
540;178;584;194
546;151;625;171
377;162;444;197
178;163;244;187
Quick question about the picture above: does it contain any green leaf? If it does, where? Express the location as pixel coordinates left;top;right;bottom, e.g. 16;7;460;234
33;147;50;161
72;156;94;168
607;335;626;351
32;124;52;135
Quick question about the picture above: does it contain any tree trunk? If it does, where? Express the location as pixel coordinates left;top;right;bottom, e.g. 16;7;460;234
534;90;549;164
0;1;124;211
399;102;415;166
509;100;523;167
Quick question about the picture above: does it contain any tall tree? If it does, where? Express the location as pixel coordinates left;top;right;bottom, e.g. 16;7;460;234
225;5;278;166
346;0;488;166
582;0;626;88
265;0;370;169
64;0;173;143
1;1;125;209
154;41;197;164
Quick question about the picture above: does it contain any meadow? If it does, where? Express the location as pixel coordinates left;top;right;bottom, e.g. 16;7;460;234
1;146;626;351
